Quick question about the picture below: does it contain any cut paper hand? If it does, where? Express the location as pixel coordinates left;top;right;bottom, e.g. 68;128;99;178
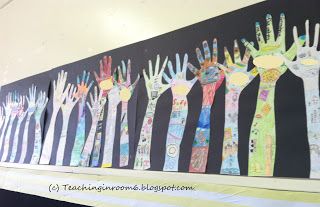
79;86;103;167
91;56;112;167
1;91;24;162
162;53;197;171
1;92;21;162
9;95;27;162
284;20;320;178
70;71;93;166
56;85;79;166
19;85;37;163
134;55;169;170
0;93;13;154
30;91;48;164
101;70;121;168
218;40;258;175
241;13;305;176
117;60;140;167
187;39;225;173
40;70;70;165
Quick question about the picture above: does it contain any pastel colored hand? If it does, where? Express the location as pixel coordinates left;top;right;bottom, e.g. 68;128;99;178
117;59;140;102
218;40;258;91
87;86;104;122
285;20;320;79
10;92;20;118
34;91;48;121
26;85;37;116
52;70;70;112
16;96;27;122
94;56;113;95
75;71;93;103
143;55;169;100
61;84;79;116
188;39;224;86
241;14;305;84
163;53;197;96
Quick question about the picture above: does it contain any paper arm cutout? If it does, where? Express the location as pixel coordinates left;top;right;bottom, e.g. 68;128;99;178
40;70;70;164
1;92;20;161
241;13;305;176
187;39;225;173
101;70;121;168
116;60;140;167
79;86;103;167
0;94;13;156
18;85;37;163
90;56;112;167
0;107;5;133
9;95;27;162
134;55;169;170
56;85;79;165
30;91;48;164
70;71;93;166
162;53;197;171
218;40;257;175
284;20;320;178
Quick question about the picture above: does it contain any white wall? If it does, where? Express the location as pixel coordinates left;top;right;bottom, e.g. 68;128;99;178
0;0;264;84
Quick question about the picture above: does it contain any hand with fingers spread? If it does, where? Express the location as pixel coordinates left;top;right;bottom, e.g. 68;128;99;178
1;92;21;162
0;93;14;152
56;85;79;166
90;56;113;167
218;40;258;175
94;56;113;95
40;70;70;165
241;13;305;86
70;71;93;166
285;20;320;178
162;53;197;171
19;85;38;163
115;60;140;167
188;38;225;173
30;91;48;164
242;14;304;177
79;86;104;167
134;55;169;170
9;95;27;162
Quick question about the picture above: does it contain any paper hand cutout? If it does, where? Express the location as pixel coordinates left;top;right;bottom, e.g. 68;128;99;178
162;53;197;171
94;56;113;95
30;90;48;164
19;85;37;163
241;14;304;176
285;20;320;178
218;40;257;175
117;60;140;167
1;92;21;162
91;56;113;167
70;71;93;166
79;86;104;167
0;93;13;152
134;55;169;170
9;95;27;162
188;39;225;173
56;85;79;165
40;70;70;165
